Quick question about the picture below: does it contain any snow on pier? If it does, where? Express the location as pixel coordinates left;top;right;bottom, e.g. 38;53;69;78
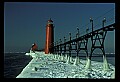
16;51;115;78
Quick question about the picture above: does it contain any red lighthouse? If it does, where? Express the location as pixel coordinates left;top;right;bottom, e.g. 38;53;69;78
45;18;54;54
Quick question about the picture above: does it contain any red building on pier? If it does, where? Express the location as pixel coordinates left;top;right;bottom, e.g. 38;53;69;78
45;18;54;54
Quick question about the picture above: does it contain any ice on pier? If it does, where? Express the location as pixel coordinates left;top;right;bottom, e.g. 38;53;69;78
16;51;115;78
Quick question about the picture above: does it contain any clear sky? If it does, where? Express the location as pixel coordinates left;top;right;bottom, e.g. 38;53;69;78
4;2;115;53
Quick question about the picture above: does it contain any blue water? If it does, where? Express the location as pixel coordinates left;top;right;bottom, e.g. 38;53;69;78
4;53;115;78
4;53;32;78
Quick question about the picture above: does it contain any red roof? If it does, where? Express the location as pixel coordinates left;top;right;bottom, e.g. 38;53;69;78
47;18;53;22
32;43;38;51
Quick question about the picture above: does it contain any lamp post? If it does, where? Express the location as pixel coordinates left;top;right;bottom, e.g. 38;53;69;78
56;41;58;55
85;17;94;69
86;27;89;34
64;36;66;59
64;36;66;43
69;32;72;63
69;32;71;41
77;27;79;38
59;38;62;44
90;17;93;33
90;17;94;47
102;17;106;28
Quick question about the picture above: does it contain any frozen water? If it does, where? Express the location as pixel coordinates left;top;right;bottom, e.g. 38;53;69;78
16;51;115;79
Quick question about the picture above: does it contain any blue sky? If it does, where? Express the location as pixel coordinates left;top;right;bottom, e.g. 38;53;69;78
4;2;115;53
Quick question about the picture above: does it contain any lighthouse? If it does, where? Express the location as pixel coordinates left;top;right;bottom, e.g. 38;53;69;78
45;18;54;54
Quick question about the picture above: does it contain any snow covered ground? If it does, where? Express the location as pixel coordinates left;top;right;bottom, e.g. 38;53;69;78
16;51;115;79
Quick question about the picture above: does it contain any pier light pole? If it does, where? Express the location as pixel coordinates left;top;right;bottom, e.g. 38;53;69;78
59;38;62;44
60;38;62;54
74;27;80;65
69;32;72;58
69;32;71;52
90;17;94;50
64;36;66;43
90;17;94;53
102;17;110;71
59;38;62;56
69;32;71;41
102;17;106;28
86;27;89;34
64;36;66;59
69;32;73;63
54;42;56;54
56;41;58;55
90;17;93;33
59;39;62;60
76;27;79;57
77;27;79;38
64;36;66;56
85;17;94;69
66;32;72;64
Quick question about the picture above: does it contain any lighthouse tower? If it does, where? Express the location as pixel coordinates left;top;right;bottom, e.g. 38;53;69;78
45;18;54;54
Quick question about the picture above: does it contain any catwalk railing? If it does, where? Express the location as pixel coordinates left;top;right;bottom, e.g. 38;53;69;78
47;8;115;71
50;17;115;70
